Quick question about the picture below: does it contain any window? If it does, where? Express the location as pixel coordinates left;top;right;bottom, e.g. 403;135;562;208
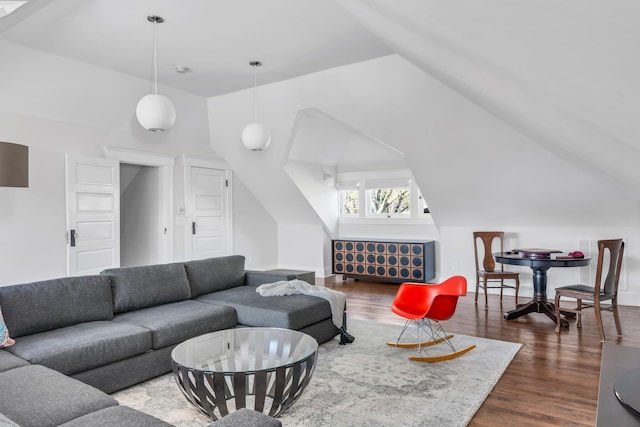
365;177;411;217
340;188;359;215
337;170;429;222
368;187;410;216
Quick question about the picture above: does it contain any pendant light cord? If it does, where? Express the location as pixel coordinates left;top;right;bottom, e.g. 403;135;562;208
152;18;158;95
253;64;257;122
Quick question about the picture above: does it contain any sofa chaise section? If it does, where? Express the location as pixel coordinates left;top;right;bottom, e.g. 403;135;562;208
196;286;334;329
185;256;340;343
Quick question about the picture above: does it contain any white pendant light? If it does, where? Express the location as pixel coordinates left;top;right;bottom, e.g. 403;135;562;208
242;61;271;151
136;15;176;132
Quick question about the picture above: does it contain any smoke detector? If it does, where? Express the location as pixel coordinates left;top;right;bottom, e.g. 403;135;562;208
175;66;191;74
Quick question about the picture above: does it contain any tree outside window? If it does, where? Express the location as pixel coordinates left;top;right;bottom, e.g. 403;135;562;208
340;189;359;215
369;187;410;216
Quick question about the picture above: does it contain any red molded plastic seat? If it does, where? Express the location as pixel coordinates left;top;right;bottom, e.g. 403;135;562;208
388;276;475;362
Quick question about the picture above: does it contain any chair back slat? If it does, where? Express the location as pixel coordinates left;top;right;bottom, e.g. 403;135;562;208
473;231;505;272
595;239;624;295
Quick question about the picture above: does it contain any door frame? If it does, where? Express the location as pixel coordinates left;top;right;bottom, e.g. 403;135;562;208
182;156;233;260
103;146;175;264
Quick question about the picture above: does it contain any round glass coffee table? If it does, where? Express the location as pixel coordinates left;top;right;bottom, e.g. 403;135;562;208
171;327;318;420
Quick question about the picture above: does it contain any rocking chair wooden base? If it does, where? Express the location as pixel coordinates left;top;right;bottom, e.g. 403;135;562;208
388;334;476;362
385;334;454;349
409;343;476;363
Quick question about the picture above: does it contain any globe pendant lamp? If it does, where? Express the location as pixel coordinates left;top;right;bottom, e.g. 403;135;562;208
136;15;176;132
242;61;271;151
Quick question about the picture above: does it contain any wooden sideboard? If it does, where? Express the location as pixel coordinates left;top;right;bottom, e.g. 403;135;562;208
332;239;435;283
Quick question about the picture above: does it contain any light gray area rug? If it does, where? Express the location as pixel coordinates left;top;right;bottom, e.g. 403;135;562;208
114;319;521;426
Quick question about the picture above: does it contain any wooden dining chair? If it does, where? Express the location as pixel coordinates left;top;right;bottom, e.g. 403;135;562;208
554;239;624;342
473;231;520;307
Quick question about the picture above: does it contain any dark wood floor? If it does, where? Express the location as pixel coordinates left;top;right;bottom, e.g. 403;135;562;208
322;277;640;427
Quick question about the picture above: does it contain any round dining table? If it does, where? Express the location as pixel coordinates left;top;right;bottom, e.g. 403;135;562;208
494;250;590;326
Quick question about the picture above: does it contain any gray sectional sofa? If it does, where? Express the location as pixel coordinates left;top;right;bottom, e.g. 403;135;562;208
0;255;341;426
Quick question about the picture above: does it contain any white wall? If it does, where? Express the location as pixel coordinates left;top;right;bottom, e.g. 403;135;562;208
3;26;639;312
283;160;339;237
277;224;326;276
231;177;278;270
0;40;214;285
206;53;640;306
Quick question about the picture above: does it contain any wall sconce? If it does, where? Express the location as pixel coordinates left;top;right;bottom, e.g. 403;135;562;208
0;142;28;187
323;173;335;187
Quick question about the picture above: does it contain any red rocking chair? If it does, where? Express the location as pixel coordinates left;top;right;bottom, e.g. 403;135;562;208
387;276;475;362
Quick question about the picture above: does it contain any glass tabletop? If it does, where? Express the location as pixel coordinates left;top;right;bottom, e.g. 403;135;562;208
171;327;318;374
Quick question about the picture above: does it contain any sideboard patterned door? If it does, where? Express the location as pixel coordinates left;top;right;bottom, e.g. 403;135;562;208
332;239;435;283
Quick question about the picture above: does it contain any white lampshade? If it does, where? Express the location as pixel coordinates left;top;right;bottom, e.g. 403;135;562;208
242;122;271;151
136;94;176;132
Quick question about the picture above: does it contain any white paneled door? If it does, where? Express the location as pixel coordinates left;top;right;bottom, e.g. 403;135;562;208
187;167;227;261
66;155;120;276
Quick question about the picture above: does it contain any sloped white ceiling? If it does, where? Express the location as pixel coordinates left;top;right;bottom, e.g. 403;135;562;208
210;52;640;228
336;0;640;196
287;108;405;172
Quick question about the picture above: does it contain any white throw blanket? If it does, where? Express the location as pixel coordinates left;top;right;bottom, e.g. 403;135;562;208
256;280;346;329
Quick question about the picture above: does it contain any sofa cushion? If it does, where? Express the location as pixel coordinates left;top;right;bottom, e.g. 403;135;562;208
0;276;113;337
113;300;238;349
102;262;192;313
0;365;118;427
58;406;173;427
184;255;246;297
0;349;28;373
0;306;13;348
6;321;152;375
196;286;332;330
